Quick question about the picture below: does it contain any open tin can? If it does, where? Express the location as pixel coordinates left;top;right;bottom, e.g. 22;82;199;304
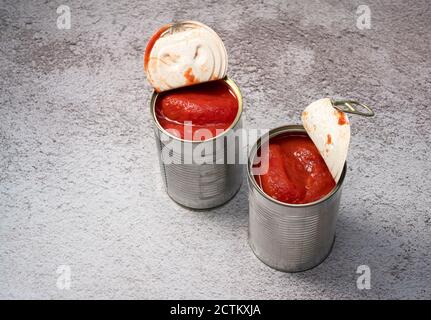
247;125;347;272
151;77;243;209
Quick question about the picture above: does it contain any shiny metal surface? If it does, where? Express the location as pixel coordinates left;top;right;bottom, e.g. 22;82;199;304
247;125;346;272
151;78;243;209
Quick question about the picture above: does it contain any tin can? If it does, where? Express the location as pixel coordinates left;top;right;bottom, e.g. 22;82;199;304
151;77;243;209
247;125;346;272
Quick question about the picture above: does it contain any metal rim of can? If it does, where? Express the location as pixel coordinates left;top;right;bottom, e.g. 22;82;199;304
150;77;243;143
247;124;347;208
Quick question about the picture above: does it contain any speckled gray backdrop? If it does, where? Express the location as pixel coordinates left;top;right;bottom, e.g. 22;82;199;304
0;0;430;299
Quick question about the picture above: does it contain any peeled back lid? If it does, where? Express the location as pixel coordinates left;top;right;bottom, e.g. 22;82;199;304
301;98;351;183
144;21;228;92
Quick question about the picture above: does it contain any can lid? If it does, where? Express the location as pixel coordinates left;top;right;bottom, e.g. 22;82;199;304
301;98;351;183
144;21;228;93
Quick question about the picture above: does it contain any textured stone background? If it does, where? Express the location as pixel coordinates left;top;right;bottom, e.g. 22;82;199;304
0;0;430;299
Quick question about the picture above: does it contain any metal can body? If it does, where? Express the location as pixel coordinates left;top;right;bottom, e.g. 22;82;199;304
247;125;346;272
151;78;243;209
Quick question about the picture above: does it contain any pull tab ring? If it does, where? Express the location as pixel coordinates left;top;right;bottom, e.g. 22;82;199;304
332;100;375;117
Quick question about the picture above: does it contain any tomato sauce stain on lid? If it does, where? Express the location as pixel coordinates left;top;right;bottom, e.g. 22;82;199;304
336;110;349;125
184;67;197;85
144;24;171;72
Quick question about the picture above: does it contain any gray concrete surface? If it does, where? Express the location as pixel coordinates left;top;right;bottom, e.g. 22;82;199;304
0;0;430;299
